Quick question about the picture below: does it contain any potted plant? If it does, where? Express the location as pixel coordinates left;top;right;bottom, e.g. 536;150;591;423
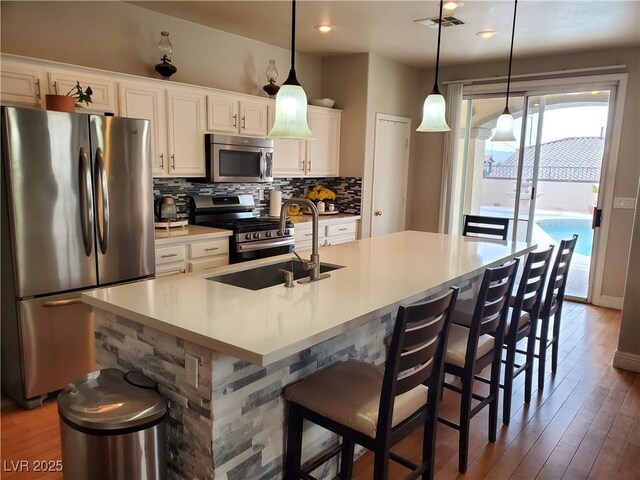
45;82;93;113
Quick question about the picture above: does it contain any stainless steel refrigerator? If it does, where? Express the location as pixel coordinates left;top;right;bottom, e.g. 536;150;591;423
1;106;155;408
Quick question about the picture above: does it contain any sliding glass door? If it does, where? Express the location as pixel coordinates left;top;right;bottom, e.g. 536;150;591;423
454;87;614;300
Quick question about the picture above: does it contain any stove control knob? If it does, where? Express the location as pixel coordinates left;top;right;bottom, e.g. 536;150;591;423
284;229;290;236
253;233;260;239
245;234;252;240
266;231;273;238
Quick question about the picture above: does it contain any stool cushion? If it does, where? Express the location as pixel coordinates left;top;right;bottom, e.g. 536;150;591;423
445;324;495;368
284;359;428;438
452;299;528;334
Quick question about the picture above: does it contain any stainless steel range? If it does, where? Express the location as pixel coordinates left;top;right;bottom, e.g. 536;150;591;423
190;195;294;263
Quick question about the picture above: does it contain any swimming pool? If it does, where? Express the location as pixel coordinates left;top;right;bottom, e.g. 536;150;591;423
536;219;593;256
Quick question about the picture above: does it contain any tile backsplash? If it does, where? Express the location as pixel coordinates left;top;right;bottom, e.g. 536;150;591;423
153;177;362;219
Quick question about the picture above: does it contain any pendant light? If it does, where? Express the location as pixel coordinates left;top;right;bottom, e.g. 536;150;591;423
417;0;450;132
268;0;314;140
491;0;518;142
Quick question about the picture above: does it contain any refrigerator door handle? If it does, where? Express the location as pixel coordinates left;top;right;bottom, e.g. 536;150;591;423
79;147;94;257
95;147;110;254
43;297;83;307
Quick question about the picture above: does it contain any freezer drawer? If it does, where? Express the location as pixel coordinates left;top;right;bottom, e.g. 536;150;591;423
19;293;96;399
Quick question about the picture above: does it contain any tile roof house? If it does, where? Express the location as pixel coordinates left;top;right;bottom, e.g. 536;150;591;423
485;136;604;182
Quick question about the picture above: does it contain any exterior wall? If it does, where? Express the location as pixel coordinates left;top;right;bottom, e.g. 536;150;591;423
408;46;640;301
0;1;322;99
94;309;395;480
480;179;595;214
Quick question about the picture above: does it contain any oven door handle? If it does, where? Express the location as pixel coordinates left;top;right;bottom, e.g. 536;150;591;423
237;237;295;252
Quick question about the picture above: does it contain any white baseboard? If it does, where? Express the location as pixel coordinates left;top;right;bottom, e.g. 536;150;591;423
594;295;624;310
613;350;640;373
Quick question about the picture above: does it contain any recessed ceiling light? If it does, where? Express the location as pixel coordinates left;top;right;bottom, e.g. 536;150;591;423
444;1;462;11
476;30;497;39
314;24;333;33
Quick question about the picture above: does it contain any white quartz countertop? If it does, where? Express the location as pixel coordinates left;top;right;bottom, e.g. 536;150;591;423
83;231;534;366
154;225;232;245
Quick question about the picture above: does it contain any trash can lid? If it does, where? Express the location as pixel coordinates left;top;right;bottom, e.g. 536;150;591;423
58;369;167;431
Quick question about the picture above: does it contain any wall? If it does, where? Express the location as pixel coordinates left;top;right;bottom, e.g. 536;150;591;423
322;53;422;237
481;180;595;214
0;1;322;99
408;46;640;301
614;181;640;372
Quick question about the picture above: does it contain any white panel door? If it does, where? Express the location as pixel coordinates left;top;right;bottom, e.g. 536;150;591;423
49;71;117;114
167;90;206;177
371;114;411;237
0;64;44;107
239;100;268;136
306;108;340;177
207;93;238;133
119;83;167;176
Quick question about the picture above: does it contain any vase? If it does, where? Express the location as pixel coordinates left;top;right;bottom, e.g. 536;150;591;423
316;201;326;213
45;95;76;113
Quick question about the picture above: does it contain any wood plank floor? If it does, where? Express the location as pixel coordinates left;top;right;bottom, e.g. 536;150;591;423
0;303;637;480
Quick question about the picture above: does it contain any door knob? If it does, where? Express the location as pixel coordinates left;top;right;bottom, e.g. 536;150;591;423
374;210;383;216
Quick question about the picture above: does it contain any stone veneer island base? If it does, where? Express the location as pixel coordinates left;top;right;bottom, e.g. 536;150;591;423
95;308;395;480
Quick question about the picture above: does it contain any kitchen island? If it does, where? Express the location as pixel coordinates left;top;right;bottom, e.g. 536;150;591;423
82;231;533;479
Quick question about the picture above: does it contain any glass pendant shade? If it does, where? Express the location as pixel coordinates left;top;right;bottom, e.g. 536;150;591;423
491;110;516;142
417;92;450;132
268;82;314;140
158;31;173;60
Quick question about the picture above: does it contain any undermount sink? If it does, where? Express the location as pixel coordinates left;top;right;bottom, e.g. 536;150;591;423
207;260;344;291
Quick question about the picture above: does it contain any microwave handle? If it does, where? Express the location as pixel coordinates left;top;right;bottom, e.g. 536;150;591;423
260;149;266;180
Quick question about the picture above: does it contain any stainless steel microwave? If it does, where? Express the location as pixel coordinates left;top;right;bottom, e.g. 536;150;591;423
205;134;273;183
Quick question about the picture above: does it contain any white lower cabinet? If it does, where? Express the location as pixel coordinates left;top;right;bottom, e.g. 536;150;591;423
294;219;358;250
155;236;229;277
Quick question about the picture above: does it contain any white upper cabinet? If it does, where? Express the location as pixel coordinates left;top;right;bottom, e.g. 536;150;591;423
167;90;206;177
207;93;238;133
0;63;45;107
306;108;340;177
118;82;167;176
48;70;118;114
0;54;341;179
268;106;306;177
270;106;340;178
207;93;268;137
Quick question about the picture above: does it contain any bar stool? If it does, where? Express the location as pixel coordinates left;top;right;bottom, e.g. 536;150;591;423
439;259;519;473
534;235;578;390
502;246;554;424
462;214;510;241
283;287;459;480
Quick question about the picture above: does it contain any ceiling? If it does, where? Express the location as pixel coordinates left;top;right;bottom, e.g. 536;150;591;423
132;1;640;68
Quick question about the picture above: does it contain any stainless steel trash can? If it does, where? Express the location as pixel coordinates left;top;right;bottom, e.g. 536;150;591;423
58;369;168;480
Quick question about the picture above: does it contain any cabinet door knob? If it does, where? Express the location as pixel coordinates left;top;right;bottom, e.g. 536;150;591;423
242;116;246;130
171;154;176;169
160;153;164;169
374;210;383;217
233;114;238;128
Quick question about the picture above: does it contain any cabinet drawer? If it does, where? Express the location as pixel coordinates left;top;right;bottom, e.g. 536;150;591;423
294;226;326;242
155;245;186;265
295;240;313;251
325;233;356;246
188;257;229;273
156;263;186;277
327;222;357;237
189;238;229;259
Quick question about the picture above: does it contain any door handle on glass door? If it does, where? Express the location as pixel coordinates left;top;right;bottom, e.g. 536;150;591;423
79;147;94;256
374;210;383;216
95;148;110;254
